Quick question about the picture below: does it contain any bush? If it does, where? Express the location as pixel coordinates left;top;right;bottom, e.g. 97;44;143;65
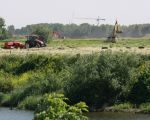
0;92;4;104
65;51;141;108
64;55;104;108
139;103;150;112
0;70;15;94
0;93;11;106
34;93;88;120
0;52;150;110
128;61;150;104
18;96;42;110
97;51;140;100
112;103;133;110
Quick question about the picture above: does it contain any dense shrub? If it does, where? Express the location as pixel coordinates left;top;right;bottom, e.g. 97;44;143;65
18;96;42;110
64;51;141;108
0;79;13;93
0;52;149;110
139;103;150;113
112;103;133;110
34;93;88;120
0;93;11;106
0;92;4;104
128;62;150;104
97;51;140;100
0;71;14;93
64;55;103;107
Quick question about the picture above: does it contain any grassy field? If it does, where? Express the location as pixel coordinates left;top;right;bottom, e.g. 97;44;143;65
0;38;150;55
48;38;150;47
0;38;150;47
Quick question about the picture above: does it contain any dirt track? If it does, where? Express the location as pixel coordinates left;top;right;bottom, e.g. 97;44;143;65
0;46;150;55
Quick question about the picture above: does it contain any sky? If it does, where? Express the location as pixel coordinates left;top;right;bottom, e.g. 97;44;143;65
0;0;149;28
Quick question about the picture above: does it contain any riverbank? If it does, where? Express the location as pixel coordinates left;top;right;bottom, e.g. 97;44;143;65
89;103;150;114
104;107;150;114
0;51;150;117
91;102;150;114
88;111;150;120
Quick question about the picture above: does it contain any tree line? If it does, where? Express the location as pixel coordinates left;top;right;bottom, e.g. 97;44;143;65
0;17;11;39
12;23;150;38
1;16;150;39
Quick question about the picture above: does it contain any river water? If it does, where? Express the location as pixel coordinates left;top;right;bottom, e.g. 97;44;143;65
0;107;34;120
0;107;150;120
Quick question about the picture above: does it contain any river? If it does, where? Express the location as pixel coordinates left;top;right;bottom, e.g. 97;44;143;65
0;107;34;120
0;107;150;120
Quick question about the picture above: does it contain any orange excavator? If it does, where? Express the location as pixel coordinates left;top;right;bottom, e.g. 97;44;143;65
107;20;122;43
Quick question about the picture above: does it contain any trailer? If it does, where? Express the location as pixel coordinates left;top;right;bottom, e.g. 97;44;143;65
4;41;25;49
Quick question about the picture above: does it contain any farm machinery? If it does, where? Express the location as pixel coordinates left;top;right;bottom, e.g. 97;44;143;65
4;41;25;49
3;35;46;49
25;35;46;48
107;20;122;43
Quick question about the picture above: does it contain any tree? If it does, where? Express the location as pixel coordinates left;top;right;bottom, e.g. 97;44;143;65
0;17;5;35
32;24;52;43
7;25;15;35
0;17;8;39
0;17;5;29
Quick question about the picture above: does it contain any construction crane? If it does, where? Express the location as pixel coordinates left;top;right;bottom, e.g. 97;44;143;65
107;20;122;43
75;16;105;26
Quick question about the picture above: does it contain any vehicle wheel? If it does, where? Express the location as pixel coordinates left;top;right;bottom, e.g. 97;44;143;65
44;43;47;47
25;43;29;49
36;43;41;48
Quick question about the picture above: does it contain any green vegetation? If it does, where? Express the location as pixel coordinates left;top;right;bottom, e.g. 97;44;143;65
0;51;150;115
1;38;150;48
13;23;150;38
48;39;103;47
0;17;11;40
110;102;150;113
140;103;150;113
18;95;42;110
48;38;150;47
32;24;52;43
34;93;88;120
112;103;133;110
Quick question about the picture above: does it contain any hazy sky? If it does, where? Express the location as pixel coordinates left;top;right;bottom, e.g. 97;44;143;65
0;0;149;28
